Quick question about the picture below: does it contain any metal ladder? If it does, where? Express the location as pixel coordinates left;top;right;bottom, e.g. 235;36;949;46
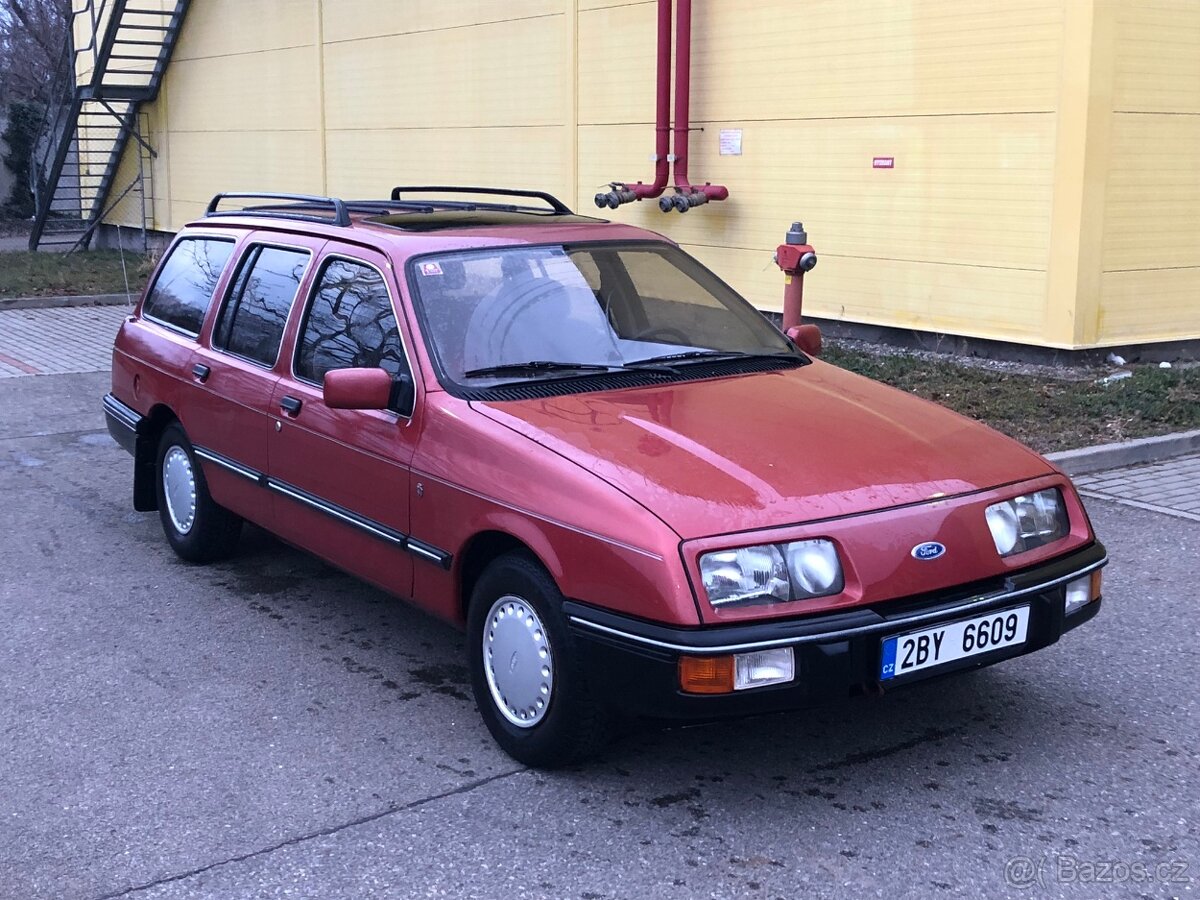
27;0;190;252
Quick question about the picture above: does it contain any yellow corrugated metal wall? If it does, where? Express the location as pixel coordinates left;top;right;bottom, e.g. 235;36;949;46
102;0;1198;349
1097;0;1200;344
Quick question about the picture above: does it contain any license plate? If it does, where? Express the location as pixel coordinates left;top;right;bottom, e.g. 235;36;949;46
879;606;1030;681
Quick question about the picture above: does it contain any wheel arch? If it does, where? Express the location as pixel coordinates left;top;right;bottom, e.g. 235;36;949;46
457;530;550;624
132;403;179;511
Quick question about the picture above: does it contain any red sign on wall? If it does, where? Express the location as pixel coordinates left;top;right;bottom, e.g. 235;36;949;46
872;157;895;169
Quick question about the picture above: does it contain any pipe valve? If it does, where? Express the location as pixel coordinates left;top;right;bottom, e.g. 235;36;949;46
595;184;641;209
659;184;728;213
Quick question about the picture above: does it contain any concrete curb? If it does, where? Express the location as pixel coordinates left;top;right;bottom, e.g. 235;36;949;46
0;293;132;312
1048;429;1200;476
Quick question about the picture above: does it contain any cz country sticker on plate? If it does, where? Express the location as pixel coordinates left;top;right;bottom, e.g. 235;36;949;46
879;605;1030;681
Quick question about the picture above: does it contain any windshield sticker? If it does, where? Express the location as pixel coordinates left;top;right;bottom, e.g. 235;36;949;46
418;261;444;277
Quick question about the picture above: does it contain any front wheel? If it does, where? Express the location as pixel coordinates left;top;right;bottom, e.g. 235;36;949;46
467;552;610;768
155;423;242;563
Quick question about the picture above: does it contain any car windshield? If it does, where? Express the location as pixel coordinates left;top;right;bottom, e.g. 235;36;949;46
409;243;796;387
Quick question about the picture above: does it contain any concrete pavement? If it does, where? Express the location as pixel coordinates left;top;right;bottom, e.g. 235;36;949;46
1076;455;1200;523
0;304;129;377
0;233;30;253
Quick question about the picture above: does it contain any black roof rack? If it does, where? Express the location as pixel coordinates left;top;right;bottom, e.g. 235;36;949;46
205;192;352;227
389;186;573;215
203;188;578;229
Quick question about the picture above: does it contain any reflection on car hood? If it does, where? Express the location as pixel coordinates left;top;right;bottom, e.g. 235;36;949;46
473;361;1053;539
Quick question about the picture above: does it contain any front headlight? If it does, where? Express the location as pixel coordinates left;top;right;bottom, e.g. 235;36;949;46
700;539;843;608
785;539;844;598
985;488;1068;557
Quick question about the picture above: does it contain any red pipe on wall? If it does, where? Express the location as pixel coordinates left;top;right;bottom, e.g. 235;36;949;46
594;0;673;209
660;0;727;213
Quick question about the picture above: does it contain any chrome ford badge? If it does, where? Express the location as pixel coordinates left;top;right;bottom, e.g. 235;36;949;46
911;541;946;561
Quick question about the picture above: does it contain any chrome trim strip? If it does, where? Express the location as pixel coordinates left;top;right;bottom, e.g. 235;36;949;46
568;557;1108;655
406;541;445;563
188;446;452;564
266;480;406;546
193;446;262;483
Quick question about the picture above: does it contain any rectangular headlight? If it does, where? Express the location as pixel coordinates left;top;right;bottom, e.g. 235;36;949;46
1065;570;1102;614
984;489;1068;557
734;648;795;690
700;540;842;608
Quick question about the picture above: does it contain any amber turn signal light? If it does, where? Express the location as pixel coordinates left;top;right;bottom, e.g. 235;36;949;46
1090;569;1103;601
679;655;735;694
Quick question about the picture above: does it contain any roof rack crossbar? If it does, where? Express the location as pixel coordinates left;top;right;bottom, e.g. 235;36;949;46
341;199;440;214
389;186;572;215
206;192;351;227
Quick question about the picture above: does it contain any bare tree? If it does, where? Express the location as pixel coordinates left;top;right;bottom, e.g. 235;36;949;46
0;0;72;107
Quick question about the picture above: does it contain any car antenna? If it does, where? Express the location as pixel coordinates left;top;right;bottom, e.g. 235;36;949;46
116;224;132;307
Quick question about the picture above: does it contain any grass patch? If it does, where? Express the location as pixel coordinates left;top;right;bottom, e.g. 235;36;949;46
0;250;150;299
823;345;1200;453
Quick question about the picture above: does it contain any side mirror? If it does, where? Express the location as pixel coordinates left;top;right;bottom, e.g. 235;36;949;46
389;373;415;417
787;323;823;357
323;368;394;410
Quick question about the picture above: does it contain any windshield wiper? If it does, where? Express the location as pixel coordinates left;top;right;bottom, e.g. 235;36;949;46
634;349;795;366
463;361;612;378
462;360;678;379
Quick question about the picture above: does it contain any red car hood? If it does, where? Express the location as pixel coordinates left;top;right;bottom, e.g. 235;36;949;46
474;361;1053;539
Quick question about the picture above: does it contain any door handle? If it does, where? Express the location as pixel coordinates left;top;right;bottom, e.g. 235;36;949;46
192;363;210;383
279;395;303;416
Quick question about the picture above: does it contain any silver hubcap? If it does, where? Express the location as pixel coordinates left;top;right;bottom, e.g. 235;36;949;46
483;595;554;728
162;445;197;535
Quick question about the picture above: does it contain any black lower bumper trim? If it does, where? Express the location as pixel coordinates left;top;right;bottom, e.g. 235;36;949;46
103;393;142;456
565;542;1106;720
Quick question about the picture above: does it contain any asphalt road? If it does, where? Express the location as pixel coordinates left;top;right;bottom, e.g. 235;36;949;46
1;371;1197;900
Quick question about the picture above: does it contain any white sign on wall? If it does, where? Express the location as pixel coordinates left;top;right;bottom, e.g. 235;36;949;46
719;129;743;156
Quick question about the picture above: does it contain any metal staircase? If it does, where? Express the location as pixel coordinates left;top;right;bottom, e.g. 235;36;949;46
28;0;190;251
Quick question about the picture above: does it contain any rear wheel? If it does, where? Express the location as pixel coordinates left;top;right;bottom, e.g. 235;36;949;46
467;551;610;767
155;423;242;563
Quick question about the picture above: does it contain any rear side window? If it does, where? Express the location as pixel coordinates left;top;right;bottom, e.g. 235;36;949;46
142;237;234;334
295;258;409;384
214;245;310;367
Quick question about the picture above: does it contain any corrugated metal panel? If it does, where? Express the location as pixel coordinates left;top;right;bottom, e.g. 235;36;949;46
1103;113;1200;272
327;127;570;201
172;0;316;60
167;130;323;205
323;15;566;131
1099;268;1200;343
1113;0;1200;114
167;48;322;133
1096;1;1200;345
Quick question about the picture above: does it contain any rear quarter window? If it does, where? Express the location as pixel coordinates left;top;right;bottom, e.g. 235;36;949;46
142;237;236;335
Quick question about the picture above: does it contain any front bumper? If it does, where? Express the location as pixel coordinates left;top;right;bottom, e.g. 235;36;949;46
565;541;1106;720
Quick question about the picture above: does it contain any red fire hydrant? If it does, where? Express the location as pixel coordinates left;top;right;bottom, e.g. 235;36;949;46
774;222;822;355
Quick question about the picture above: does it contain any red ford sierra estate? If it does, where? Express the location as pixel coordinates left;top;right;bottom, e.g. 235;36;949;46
104;188;1106;767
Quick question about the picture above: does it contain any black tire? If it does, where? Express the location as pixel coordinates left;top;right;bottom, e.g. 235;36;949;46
155;423;242;563
467;551;611;768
